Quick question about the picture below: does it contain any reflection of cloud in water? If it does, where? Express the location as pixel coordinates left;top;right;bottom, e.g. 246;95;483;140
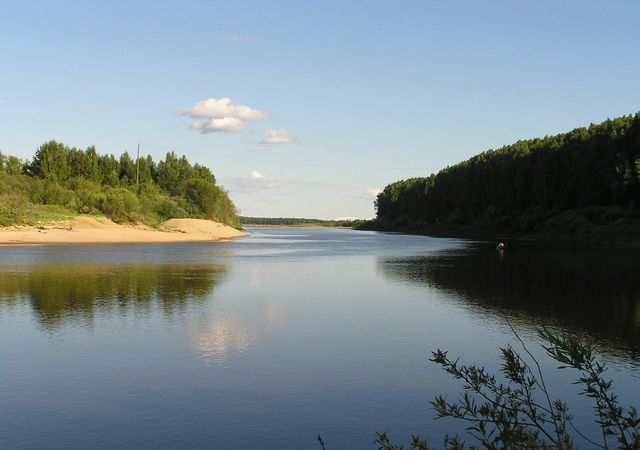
262;301;288;329
190;299;290;363
191;316;258;363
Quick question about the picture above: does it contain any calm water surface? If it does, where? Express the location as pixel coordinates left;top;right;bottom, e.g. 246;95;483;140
1;228;639;449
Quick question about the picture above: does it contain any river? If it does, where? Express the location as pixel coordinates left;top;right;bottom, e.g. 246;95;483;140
1;227;638;449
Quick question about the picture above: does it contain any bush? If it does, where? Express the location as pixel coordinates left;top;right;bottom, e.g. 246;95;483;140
40;182;75;207
101;188;140;222
69;178;105;214
155;197;188;221
0;171;31;196
0;194;31;226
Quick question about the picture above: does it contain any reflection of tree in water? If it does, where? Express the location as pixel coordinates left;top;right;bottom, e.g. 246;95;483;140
378;247;640;354
0;264;226;329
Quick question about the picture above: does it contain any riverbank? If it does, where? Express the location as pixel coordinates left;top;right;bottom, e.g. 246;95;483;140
357;216;640;248
0;216;248;245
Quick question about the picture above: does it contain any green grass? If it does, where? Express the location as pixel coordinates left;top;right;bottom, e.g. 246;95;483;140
0;203;77;227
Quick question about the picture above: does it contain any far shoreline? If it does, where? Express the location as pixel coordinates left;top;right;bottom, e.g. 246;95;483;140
356;220;640;248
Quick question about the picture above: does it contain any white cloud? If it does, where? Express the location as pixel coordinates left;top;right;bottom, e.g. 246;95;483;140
190;117;245;133
182;97;266;120
260;129;294;145
364;187;383;199
230;170;286;193
224;171;322;195
180;97;266;133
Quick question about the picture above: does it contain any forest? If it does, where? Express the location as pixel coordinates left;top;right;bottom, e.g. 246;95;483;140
240;216;365;227
0;141;240;228
366;113;640;239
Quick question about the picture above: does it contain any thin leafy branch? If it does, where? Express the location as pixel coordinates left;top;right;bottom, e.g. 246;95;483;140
321;326;639;449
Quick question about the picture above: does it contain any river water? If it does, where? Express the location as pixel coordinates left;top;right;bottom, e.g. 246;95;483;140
1;228;638;449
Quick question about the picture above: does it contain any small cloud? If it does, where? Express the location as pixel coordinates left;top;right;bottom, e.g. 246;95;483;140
230;170;286;193
260;129;294;145
180;97;266;134
190;117;245;133
181;97;265;120
224;170;320;194
230;34;252;44
364;187;383;199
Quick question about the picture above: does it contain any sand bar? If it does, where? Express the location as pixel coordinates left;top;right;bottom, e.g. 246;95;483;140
0;216;248;245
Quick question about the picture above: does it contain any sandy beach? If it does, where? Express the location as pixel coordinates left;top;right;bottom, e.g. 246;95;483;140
0;216;248;245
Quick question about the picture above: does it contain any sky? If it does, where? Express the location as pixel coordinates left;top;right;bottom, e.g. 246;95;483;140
1;0;639;219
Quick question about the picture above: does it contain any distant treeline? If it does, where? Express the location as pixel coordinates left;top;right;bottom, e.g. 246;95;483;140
367;113;640;238
0;141;239;227
240;216;365;227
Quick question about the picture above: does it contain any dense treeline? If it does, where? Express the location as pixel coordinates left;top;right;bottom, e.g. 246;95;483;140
370;113;640;237
0;141;239;228
240;216;364;227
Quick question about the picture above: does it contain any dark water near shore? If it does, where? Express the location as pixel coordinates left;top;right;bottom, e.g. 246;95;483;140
1;228;638;449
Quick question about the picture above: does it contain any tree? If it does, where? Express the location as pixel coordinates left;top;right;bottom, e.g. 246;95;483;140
137;155;156;185
4;155;23;175
0;141;240;227
370;113;640;235
181;178;217;217
98;154;120;186
157;152;185;195
119;152;136;185
27;140;70;182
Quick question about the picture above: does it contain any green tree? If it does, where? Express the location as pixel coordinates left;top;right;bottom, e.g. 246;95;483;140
371;113;640;235
156;152;196;195
98;154;120;186
181;178;217;217
4;155;24;175
27;140;71;182
119;151;136;185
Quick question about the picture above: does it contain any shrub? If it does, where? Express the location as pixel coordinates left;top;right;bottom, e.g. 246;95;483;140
0;194;31;226
155;197;188;221
40;182;75;207
69;177;105;214
365;327;640;450
101;188;140;223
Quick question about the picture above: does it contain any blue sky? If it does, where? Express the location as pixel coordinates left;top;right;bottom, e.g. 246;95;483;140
1;1;639;219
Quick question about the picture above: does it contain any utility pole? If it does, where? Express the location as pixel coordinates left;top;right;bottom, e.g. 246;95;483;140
136;143;140;187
